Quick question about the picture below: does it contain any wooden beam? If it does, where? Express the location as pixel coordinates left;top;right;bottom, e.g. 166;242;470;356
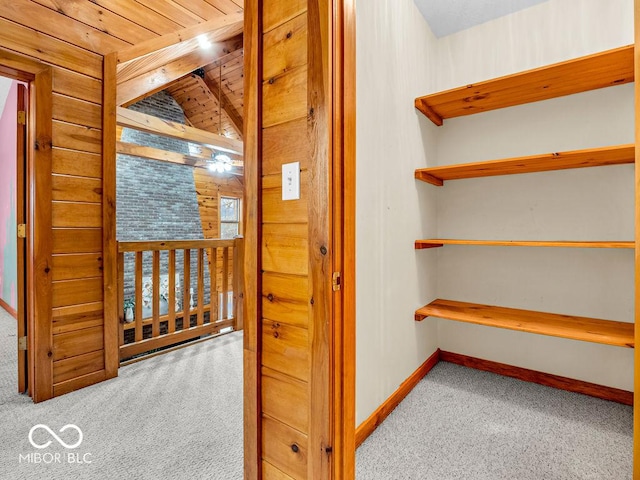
203;72;244;138
118;49;218;107
116;141;243;175
117;14;244;65
116;107;243;154
117;35;243;85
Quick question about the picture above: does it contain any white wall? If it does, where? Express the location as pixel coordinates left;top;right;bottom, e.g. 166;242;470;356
355;0;440;423
434;0;635;390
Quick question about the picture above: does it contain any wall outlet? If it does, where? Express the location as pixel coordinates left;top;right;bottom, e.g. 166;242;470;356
282;162;300;200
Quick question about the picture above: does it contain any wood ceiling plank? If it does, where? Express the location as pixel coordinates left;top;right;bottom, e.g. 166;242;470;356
116;106;243;154
203;74;243;137
203;0;244;15
117;13;243;63
167;74;242;140
0;0;130;54
134;0;206;27
89;0;183;35
31;0;156;45
172;0;224;19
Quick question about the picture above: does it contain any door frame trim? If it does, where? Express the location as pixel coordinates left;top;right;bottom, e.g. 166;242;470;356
0;48;54;402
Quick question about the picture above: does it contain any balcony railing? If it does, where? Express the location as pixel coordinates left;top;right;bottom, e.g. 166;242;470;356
117;237;243;360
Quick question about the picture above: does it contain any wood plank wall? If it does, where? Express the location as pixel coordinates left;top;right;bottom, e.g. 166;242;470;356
244;0;334;478
193;168;242;291
0;1;115;399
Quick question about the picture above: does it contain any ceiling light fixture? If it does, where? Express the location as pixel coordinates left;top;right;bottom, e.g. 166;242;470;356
197;34;211;49
207;152;233;173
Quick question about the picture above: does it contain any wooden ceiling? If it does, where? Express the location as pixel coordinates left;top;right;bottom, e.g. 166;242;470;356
89;0;246;140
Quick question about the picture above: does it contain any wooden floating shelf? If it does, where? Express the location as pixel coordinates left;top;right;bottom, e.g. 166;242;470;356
415;239;635;249
415;299;634;348
414;144;635;186
415;45;634;126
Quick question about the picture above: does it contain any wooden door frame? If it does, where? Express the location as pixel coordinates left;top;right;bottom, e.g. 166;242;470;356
243;0;356;477
634;0;639;476
16;82;27;394
0;48;53;403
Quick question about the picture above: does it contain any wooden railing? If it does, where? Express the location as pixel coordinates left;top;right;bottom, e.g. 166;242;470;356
117;237;244;360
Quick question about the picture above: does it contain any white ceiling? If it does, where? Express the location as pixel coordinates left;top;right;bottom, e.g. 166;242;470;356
414;0;549;38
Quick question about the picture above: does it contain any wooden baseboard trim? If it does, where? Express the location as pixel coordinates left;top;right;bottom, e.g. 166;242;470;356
355;349;440;447
0;297;17;319
440;350;633;406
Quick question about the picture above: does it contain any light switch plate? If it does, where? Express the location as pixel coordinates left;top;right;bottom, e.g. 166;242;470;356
282;162;300;200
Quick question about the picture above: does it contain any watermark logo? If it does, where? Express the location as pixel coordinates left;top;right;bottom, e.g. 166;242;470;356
20;424;91;465
28;424;83;449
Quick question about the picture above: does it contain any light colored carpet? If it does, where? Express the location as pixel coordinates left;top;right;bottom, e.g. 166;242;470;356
356;362;633;480
0;307;243;480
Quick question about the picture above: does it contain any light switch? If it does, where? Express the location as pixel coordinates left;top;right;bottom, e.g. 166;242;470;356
282;162;300;200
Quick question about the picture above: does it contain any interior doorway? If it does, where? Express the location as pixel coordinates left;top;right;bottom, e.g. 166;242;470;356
0;74;28;398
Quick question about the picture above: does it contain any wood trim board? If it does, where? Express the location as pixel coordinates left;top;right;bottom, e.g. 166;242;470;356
102;52;118;380
0;297;17;319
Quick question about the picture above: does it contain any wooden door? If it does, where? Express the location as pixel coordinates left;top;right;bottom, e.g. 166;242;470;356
16;83;27;394
244;0;355;478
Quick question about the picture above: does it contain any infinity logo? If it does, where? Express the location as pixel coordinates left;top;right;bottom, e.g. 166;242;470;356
28;424;83;450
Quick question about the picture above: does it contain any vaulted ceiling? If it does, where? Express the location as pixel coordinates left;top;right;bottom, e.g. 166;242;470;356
107;1;245;141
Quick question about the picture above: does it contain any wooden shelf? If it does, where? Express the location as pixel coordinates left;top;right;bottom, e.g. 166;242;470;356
415;45;634;126
415;239;634;249
415;299;634;348
414;144;635;186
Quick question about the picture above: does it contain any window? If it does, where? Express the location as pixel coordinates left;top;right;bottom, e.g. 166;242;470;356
220;196;240;239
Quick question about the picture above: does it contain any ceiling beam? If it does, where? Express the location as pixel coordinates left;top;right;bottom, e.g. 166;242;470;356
116;13;243;65
118;35;243;85
118;49;218;106
116;141;243;175
117;106;243;155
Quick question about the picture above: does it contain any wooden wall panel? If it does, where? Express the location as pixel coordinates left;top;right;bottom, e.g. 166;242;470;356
52;149;102;179
262;118;308;175
262;66;307;128
263;0;307;33
263;13;308;80
262;367;309;433
262;172;308;224
262;224;309;276
51;254;103;281
52;325;104;361
52;278;103;308
52;229;102;254
262;415;309;480
262;320;309;381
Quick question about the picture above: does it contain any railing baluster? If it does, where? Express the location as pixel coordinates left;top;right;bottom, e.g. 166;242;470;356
233;238;244;330
118;252;125;348
197;248;204;325
168;249;176;334
209;247;218;322
183;249;191;330
222;246;229;320
135;251;143;342
152;250;160;338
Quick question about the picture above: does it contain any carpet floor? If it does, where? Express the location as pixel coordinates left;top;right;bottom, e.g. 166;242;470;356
1;306;634;479
356;362;633;480
0;307;243;480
